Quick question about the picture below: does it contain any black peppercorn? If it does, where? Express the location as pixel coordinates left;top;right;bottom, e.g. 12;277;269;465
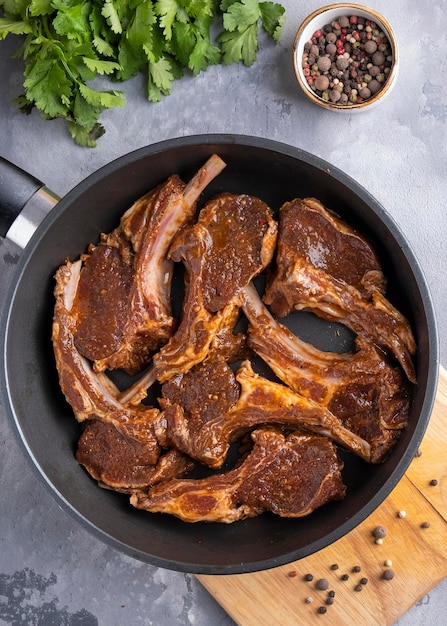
315;578;329;591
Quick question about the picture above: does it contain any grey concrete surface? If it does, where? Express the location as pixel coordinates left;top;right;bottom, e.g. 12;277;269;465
1;0;446;624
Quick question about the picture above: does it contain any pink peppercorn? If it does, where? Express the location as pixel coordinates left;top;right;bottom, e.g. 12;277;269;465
350;15;358;24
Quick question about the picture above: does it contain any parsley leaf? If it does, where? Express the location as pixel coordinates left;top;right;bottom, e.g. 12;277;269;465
259;1;285;40
219;22;258;66
23;56;73;117
223;0;259;32
0;17;33;38
101;0;122;35
0;0;285;146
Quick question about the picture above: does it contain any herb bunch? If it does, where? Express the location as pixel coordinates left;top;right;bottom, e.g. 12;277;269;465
0;0;285;146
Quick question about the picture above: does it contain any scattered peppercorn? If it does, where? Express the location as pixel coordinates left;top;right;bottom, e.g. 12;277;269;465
330;563;339;571
341;574;349;581
415;448;422;457
354;584;363;592
288;570;298;577
328;590;335;598
430;479;438;486
382;569;395;580
375;538;384;545
304;573;314;582
360;578;368;585
305;597;314;604
301;14;394;106
326;597;334;606
421;521;430;529
384;559;393;567
352;565;361;573
317;606;327;614
373;525;387;539
316;578;330;591
397;510;406;518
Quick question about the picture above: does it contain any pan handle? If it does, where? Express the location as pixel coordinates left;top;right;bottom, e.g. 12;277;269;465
0;156;59;249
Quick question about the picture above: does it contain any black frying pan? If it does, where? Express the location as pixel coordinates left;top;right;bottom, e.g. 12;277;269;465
0;135;439;574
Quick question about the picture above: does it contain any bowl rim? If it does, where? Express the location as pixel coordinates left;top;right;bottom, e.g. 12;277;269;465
292;3;399;111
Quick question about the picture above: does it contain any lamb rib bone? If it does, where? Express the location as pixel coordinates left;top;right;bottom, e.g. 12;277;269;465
161;359;372;468
130;427;346;523
53;259;193;490
241;283;410;463
152;191;277;383
71;154;226;375
264;197;416;382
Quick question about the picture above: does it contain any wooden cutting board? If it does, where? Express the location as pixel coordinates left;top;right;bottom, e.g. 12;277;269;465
198;366;447;625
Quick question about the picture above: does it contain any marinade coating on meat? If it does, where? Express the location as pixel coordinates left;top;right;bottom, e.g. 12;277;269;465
162;356;241;425
76;420;195;491
160;359;374;468
264;197;416;382
242;284;410;463
53;162;417;524
71;176;184;374
69;154;226;375
53;259;194;491
152;192;277;382
197;193;278;313
130;427;346;523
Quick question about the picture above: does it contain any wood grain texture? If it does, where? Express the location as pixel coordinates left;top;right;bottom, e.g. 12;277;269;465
198;366;447;626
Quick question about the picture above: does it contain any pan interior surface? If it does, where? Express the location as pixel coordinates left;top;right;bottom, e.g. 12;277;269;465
0;135;438;574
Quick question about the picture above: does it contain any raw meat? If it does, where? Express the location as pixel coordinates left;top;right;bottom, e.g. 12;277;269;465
71;154;226;375
152;192;277;382
76;420;195;491
264;197;416;382
241;283;410;463
160;359;373;468
53;259;194;490
130;427;346;523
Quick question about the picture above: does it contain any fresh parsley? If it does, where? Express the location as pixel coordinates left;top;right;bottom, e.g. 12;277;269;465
0;0;285;146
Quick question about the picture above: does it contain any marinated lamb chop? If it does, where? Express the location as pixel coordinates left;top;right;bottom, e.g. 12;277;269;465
70;154;226;375
53;260;193;490
76;420;195;491
130;427;346;523
161;359;373;468
152;192;277;382
241;284;410;462
264;197;416;382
